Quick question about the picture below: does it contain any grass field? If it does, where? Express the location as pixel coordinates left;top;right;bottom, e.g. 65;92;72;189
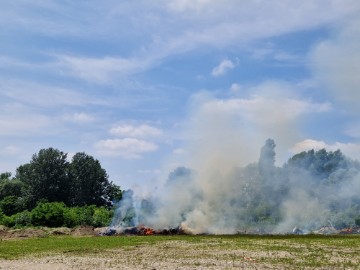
0;234;359;269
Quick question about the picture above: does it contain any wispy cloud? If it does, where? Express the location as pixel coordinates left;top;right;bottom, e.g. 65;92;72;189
62;112;96;124
54;55;149;84
310;18;360;110
94;138;158;159
110;124;162;138
211;59;236;77
0;103;51;136
95;123;162;158
0;79;105;108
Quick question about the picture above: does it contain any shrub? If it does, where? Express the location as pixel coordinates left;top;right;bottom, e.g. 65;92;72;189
63;205;100;227
31;202;66;227
92;207;112;227
63;207;82;228
13;210;32;227
1;202;114;228
0;210;4;225
1;215;16;227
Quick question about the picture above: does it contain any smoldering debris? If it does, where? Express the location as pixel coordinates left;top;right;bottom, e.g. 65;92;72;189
98;226;186;236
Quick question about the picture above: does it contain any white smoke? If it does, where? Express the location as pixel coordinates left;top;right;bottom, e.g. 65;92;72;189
109;85;360;234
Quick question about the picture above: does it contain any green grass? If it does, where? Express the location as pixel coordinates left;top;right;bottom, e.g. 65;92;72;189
0;235;180;259
0;234;359;269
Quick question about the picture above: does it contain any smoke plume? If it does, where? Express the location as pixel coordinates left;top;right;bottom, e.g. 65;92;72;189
111;88;359;234
112;137;360;234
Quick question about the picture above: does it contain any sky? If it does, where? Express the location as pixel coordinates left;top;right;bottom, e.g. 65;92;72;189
1;0;360;190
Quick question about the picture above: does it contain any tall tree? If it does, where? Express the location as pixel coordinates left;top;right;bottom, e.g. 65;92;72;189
16;148;70;207
69;152;112;206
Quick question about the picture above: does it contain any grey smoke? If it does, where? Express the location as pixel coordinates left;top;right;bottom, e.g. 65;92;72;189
111;139;360;233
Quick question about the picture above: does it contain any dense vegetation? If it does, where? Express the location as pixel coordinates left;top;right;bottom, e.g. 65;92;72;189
0;148;122;228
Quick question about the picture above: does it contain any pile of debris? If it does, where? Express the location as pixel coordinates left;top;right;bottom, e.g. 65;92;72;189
294;226;360;235
338;227;360;234
99;225;186;236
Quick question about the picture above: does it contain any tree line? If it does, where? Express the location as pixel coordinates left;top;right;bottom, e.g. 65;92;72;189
0;148;122;228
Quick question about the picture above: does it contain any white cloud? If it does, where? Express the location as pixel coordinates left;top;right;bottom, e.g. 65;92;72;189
0;103;51;136
290;139;360;161
110;124;162;138
310;18;360;109
167;0;212;13
173;148;186;155
344;124;360;139
229;83;241;94
63;112;95;124
94;138;158;159
290;139;328;153
0;79;105;107
55;55;148;84
3;1;358;84
211;59;236;77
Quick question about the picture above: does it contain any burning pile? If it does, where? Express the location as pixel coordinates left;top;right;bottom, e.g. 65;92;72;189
101;225;186;236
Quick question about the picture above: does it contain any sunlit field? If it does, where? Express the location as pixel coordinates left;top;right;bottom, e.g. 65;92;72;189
0;234;359;269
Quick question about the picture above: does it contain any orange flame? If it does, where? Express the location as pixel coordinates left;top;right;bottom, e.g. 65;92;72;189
144;227;154;235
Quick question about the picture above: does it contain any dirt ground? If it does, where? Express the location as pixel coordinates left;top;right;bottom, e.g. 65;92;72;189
0;240;276;270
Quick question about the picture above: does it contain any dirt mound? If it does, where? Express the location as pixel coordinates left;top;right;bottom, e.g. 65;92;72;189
0;226;98;240
4;228;48;239
71;225;96;236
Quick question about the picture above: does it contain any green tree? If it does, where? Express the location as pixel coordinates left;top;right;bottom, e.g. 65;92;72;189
16;148;70;207
0;172;12;181
0;196;26;216
107;182;123;203
0;178;26;200
69;152;113;207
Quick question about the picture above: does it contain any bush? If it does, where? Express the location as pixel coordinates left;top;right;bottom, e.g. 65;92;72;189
64;205;109;227
13;210;32;227
0;202;113;228
0;210;4;225
92;207;112;227
31;202;66;227
63;207;82;228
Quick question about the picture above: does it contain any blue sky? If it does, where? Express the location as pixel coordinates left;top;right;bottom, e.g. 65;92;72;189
1;1;360;189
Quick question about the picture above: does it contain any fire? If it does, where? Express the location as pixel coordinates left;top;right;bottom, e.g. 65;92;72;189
144;227;154;235
137;225;155;235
